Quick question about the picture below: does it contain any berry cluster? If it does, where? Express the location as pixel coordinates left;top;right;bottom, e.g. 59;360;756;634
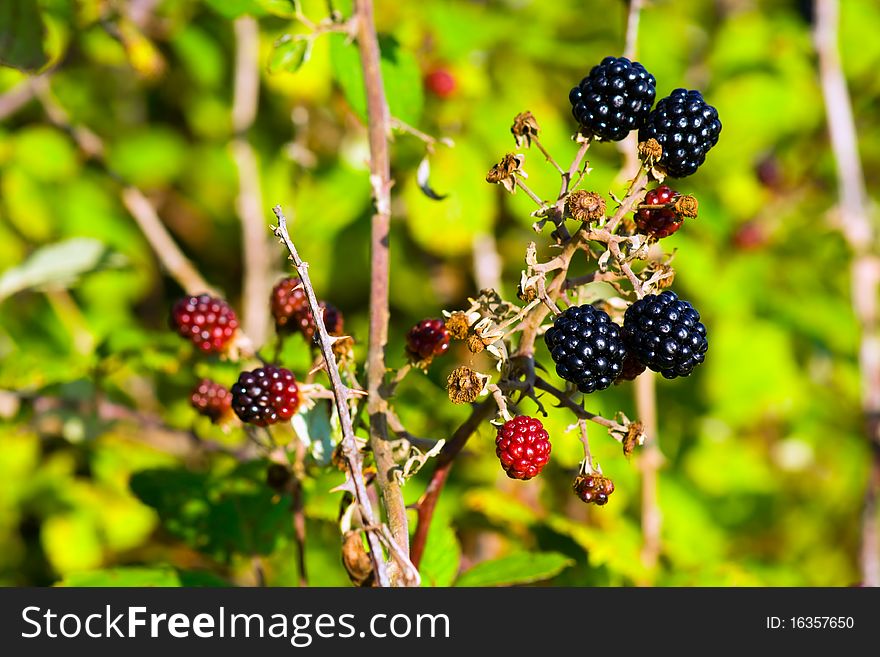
544;305;627;393
622;291;708;379
405;318;450;365
231;366;301;427
571;58;721;177
639;88;722;178
271;276;344;341
569;56;656;142
190;379;233;424
573;473;615;506
495;416;552;480
170;294;238;354
635;185;683;239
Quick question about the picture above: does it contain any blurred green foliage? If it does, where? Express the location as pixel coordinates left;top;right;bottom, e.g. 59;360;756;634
0;0;876;587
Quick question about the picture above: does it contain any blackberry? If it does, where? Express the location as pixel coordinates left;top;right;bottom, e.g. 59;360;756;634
573;473;615;506
271;277;308;333
170;293;239;354
405;318;450;364
622;291;708;379
615;352;647;383
495;416;552;481
544;305;627;393
638;88;722;178
635;185;683;239
231;366;301;426
569;56;656;142
296;302;344;341
190;379;233;423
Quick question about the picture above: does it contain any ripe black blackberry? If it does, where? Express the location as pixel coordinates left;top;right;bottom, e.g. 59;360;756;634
405;318;450;364
271;276;308;333
622;291;708;379
495;416;552;481
638;88;722;178
190;379;233;423
231;366;301;427
569;56;656;142
170;293;239;354
544;304;627;393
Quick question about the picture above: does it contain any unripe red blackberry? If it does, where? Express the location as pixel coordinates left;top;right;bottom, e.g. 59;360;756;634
190;379;233;423
573;472;615;506
271;277;308;333
170;294;239;354
295;301;344;341
495;416;552;481
405;318;450;364
425;68;456;98
231;366;300;427
635;185;682;239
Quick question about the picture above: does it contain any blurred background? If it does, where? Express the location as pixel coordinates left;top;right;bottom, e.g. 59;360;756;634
0;0;877;586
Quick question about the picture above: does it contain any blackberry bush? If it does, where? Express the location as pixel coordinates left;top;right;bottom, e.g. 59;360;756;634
569;56;656;141
639;88;722;178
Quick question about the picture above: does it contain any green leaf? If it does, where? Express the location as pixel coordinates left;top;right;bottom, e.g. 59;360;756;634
0;238;126;303
268;36;311;74
203;0;263;19
57;566;229;587
419;521;460;587
329;33;424;125
0;0;49;71
454;552;574;587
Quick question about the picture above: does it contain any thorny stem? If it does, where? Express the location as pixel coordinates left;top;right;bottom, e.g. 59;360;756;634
411;398;497;568
272;205;390;588
531;376;627;436
531;136;565;175
575;419;594;472
815;0;880;587
355;0;410;584
515;176;547;207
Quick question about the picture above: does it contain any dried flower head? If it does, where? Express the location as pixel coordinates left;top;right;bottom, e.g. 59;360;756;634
467;334;485;354
486;152;525;194
622;421;646;458
638;138;663;165
674;194;699;218
567;190;606;222
342;531;375;587
446;366;486;404
511;111;540;148
445;311;471;340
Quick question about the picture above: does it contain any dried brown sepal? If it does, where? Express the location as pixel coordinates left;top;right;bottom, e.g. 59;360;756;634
567;190;606;222
445;311;470;340
638;138;663;166
511;111;540;148
342;531;375;587
674;194;699;218
573;472;615;506
517;282;537;302
622;421;646;458
446;366;486;404
615;353;647;383
486;152;525;194
466;334;485;354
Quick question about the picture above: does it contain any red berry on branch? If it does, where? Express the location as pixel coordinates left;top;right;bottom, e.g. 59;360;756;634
495;416;552;481
425;68;456;98
271;277;308;333
573;472;615;506
405;318;450;365
190;379;233;424
231;366;301;427
170;293;239;354
635;185;683;239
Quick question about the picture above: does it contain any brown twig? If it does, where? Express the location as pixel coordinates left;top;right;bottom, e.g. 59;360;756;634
531;376;627;436
272;205;390;587
635;371;661;575
815;0;880;587
411;398;496;568
0;78;37;121
354;0;410;583
233;16;273;347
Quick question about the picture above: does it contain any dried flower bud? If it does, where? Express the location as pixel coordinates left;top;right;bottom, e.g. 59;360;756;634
486;153;525;194
573;472;615;506
446;366;486;404
342;531;375;587
638;138;662;164
674;194;699;218
467;334;485;354
567;190;606;222
511;111;540;148
622;421;646;458
445;311;470;340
